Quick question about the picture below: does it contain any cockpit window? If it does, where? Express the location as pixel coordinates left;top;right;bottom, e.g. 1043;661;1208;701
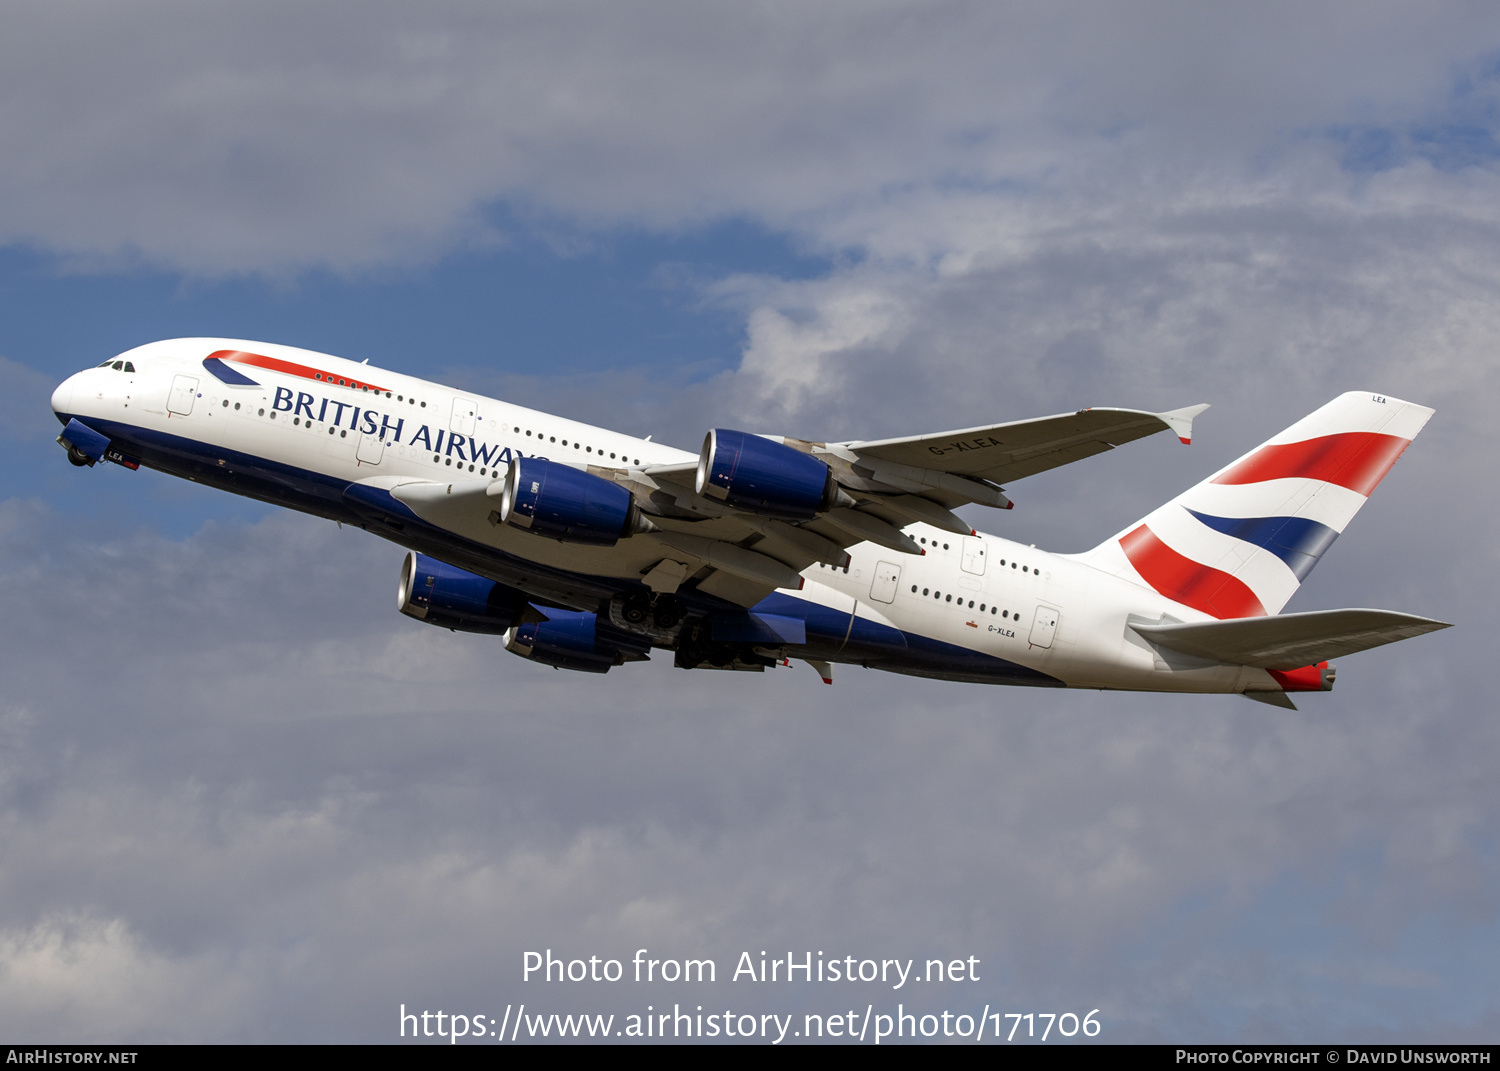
97;360;113;368
123;362;135;373
111;361;124;370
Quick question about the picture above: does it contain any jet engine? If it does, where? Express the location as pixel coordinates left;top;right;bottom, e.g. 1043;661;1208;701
504;610;651;674
398;551;536;634
696;429;843;520
498;457;653;546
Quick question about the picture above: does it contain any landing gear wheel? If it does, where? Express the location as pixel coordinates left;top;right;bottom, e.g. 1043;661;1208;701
652;598;682;630
65;445;95;468
621;595;651;625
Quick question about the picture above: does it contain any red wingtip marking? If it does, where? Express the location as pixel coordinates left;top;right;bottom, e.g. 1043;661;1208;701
1003;501;1014;510
970;528;977;536
1178;436;1191;445
821;677;833;685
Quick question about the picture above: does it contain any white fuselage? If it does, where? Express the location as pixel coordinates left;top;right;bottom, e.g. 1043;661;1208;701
51;338;1286;695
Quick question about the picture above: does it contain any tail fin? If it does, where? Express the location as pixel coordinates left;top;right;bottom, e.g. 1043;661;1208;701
1079;392;1433;617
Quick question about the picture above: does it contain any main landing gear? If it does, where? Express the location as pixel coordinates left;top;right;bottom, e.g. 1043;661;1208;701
618;592;683;631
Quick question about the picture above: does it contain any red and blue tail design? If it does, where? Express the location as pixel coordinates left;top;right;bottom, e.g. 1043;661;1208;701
1081;393;1433;618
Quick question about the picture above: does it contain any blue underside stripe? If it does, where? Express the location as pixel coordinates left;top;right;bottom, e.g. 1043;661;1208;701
1186;509;1339;580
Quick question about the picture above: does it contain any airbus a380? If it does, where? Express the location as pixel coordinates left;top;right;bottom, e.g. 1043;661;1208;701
50;339;1449;705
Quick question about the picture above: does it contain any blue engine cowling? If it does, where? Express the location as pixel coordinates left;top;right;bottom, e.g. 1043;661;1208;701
505;610;651;674
499;456;644;546
695;429;838;520
398;551;533;634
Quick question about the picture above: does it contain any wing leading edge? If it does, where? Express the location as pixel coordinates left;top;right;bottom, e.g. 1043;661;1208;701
839;403;1211;485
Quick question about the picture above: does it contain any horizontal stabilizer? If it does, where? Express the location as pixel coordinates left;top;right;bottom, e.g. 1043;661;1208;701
1133;609;1450;670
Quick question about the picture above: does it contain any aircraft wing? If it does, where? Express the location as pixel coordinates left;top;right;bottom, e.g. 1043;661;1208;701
838;404;1210;486
626;403;1208;606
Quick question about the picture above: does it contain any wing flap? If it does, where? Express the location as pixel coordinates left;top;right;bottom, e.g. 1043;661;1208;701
1132;609;1450;670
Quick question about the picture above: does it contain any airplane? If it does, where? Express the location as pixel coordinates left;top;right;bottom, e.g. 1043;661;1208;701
49;338;1449;706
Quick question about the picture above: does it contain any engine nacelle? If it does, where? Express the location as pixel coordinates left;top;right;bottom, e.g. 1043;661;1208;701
498;457;648;546
696;429;839;520
398;551;533;634
504;610;650;674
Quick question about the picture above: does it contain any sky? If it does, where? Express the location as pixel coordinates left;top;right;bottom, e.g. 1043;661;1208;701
1;1;1498;1044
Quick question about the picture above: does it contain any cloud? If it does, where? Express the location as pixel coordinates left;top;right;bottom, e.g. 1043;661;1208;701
0;500;1492;1039
0;913;256;1042
4;2;1500;1043
1;3;1498;274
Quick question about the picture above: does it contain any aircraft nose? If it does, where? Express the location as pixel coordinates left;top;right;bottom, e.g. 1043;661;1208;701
51;374;76;424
